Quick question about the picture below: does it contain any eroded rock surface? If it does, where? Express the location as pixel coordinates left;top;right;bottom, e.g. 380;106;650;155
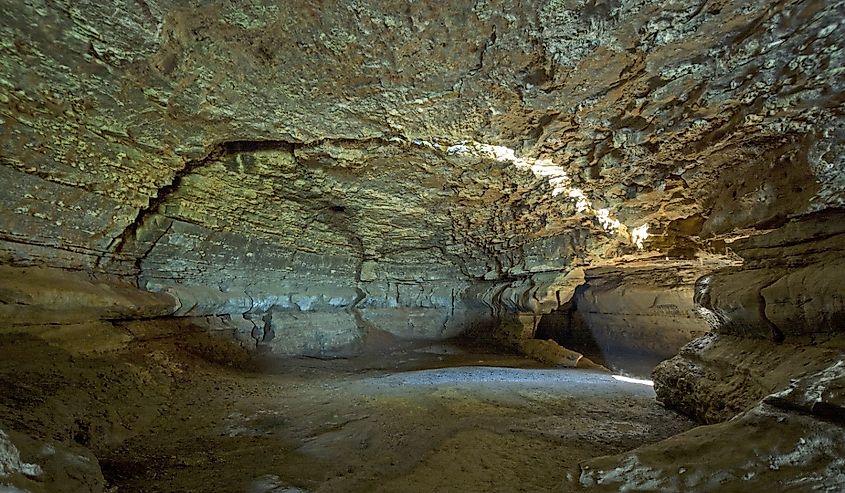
2;0;843;350
654;332;844;423
654;212;845;422
1;0;844;491
695;210;845;340
0;265;177;325
577;361;845;492
0;428;106;493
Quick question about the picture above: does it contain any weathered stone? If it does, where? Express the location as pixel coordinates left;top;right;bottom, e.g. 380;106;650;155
647;212;845;426
572;265;713;360
696;211;845;341
0;0;843;488
653;332;845;424
2;1;842;349
576;362;845;492
519;339;604;369
265;310;363;358
0;266;177;325
0;428;106;493
358;308;468;341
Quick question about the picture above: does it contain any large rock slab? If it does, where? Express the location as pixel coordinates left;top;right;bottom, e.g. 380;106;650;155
0;266;177;325
576;361;845;492
265;310;363;358
0;428;106;493
653;332;844;423
358;308;468;341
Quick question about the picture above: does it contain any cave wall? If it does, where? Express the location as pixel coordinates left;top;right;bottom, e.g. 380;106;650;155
0;1;844;490
124;141;604;353
573;212;845;491
654;210;845;421
695;210;845;339
1;1;843;357
535;263;714;373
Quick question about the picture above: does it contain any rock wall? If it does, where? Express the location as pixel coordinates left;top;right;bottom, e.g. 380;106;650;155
576;360;845;492
3;1;843;352
0;0;842;394
0;1;844;489
695;210;845;340
123;141;606;353
0;266;176;327
535;263;714;373
654;211;845;422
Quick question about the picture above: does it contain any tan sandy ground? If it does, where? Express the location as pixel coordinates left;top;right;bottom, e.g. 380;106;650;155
0;328;694;493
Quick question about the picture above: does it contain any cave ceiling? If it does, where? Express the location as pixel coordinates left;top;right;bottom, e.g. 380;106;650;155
0;0;842;287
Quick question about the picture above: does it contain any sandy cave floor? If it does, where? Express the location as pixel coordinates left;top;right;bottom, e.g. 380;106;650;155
0;330;695;492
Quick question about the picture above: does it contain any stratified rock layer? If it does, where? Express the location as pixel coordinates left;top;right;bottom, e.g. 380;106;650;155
0;266;176;326
654;212;845;422
0;1;843;490
576;361;845;492
2;1;843;348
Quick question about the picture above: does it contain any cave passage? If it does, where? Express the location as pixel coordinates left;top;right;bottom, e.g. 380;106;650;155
2;0;844;492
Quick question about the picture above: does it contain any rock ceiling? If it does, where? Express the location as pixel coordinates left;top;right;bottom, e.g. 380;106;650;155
1;0;843;315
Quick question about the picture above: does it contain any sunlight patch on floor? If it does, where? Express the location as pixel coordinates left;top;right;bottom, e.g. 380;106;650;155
613;375;654;386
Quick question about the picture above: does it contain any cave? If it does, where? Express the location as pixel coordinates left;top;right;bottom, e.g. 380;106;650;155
1;1;843;492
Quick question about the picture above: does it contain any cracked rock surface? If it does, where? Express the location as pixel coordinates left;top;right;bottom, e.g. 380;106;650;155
2;1;842;328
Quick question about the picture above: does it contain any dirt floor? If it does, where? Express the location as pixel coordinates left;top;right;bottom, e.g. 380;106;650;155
0;326;695;493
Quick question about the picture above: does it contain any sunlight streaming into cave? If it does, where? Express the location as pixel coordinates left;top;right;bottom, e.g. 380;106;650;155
2;1;842;490
442;140;645;248
612;375;655;386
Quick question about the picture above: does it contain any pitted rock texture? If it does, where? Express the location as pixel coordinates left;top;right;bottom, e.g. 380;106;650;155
1;0;843;334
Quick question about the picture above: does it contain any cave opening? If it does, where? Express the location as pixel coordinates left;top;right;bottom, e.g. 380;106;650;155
533;282;690;379
2;1;844;492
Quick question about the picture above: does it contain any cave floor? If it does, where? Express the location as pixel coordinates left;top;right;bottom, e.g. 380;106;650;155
0;331;695;492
